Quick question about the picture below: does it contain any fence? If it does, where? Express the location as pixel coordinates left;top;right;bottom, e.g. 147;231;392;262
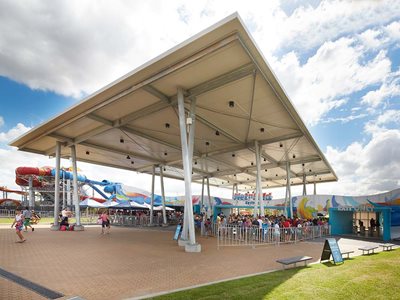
216;224;331;249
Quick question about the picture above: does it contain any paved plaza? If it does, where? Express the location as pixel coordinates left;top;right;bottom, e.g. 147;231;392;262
0;225;397;300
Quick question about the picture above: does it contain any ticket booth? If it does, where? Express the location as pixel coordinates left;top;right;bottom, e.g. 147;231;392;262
329;207;391;241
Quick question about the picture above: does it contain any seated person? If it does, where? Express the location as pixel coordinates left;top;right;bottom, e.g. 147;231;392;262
60;215;69;227
60;207;71;227
31;210;41;224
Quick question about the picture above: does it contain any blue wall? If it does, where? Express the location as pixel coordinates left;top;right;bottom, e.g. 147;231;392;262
329;209;353;235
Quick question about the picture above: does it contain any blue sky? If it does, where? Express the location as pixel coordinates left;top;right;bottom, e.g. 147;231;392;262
1;0;399;198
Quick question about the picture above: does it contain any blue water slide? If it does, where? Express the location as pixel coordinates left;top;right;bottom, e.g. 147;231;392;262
51;169;87;182
86;182;109;200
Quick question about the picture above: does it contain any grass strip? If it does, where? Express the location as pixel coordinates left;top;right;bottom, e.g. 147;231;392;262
153;249;400;300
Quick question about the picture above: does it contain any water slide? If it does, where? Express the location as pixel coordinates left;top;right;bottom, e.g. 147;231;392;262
15;166;110;203
14;166;214;209
0;186;25;205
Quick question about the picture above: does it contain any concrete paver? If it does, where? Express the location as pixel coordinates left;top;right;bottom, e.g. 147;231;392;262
0;225;397;300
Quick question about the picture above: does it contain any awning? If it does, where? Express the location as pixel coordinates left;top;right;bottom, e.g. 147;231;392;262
10;13;337;192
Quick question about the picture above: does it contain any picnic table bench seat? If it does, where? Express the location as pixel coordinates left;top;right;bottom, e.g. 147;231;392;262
276;256;312;269
340;250;354;259
358;246;378;255
380;243;395;251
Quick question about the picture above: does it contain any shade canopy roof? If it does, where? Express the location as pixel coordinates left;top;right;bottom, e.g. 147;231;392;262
11;13;337;192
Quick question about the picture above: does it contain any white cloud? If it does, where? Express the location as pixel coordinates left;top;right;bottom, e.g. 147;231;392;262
361;74;400;108
321;113;368;124
0;116;4;128
0;123;31;143
376;109;400;126
0;0;399;99
320;128;400;195
271;37;391;125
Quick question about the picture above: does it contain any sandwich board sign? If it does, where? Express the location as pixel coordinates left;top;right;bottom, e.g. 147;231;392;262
321;238;343;264
173;224;181;240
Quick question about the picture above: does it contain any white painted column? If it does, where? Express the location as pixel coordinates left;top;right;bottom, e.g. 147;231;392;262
206;177;212;218
255;140;264;216
51;141;62;230
201;177;205;212
71;145;83;230
177;88;199;251
286;161;293;218
62;170;66;209
150;165;155;225
314;179;317;195
159;166;167;225
66;179;71;206
302;173;307;196
28;176;35;209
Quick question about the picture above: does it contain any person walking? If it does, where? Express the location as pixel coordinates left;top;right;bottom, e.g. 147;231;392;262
101;210;111;234
11;208;26;243
22;206;34;232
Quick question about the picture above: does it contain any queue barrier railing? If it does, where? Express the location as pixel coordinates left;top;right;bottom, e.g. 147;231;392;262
216;224;331;249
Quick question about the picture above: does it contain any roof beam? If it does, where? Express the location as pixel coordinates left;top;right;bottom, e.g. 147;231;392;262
18;34;239;150
46;133;164;165
59;62;256;149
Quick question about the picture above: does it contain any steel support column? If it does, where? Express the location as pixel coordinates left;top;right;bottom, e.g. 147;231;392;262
177;87;197;248
159;165;167;225
28;176;34;209
71;145;83;230
201;177;205;212
51;141;61;230
255;140;264;216
150;165;155;225
206;177;212;218
286;161;293;218
62;171;66;208
66;179;71;206
302;173;307;196
314;178;317;195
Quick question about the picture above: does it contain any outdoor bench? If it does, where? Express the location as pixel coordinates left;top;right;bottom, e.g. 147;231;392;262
358;246;378;255
380;243;395;251
340;250;354;259
276;256;312;269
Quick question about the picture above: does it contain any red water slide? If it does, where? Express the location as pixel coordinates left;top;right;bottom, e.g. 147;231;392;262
15;167;52;187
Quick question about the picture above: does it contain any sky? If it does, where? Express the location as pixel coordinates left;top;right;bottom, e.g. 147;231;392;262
1;0;400;199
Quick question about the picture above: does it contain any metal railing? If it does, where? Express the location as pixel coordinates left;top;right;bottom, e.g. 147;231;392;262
216;224;331;249
110;215;180;227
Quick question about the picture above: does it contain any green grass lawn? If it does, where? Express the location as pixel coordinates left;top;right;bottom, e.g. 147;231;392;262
153;249;400;300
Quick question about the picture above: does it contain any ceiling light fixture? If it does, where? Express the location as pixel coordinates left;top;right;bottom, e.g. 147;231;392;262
165;123;170;128
126;155;130;159
85;151;90;155
228;100;235;108
215;130;220;136
120;138;124;143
